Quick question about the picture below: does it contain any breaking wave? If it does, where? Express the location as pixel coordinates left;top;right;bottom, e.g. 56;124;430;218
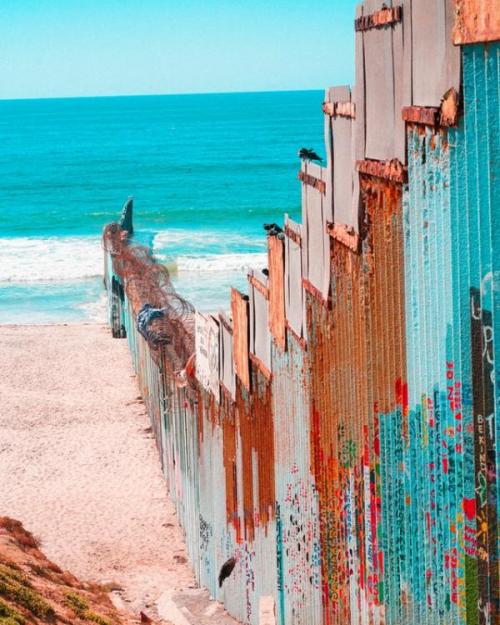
0;236;103;282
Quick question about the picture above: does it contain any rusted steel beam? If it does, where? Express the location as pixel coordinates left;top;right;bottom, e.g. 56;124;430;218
439;88;460;127
248;274;269;300
302;278;331;309
249;352;272;381
284;224;302;246
402;88;460;128
356;158;408;183
322;100;356;119
355;5;402;32
402;106;439;126
453;0;500;44
326;222;360;253
298;170;326;195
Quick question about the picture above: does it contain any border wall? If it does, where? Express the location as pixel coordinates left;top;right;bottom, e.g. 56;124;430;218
103;3;499;624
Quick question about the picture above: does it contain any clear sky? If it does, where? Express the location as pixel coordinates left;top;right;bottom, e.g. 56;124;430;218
0;1;358;100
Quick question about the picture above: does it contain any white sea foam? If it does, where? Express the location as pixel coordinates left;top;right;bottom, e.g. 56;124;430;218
0;229;266;285
176;252;267;272
76;293;108;323
0;237;103;282
153;229;265;253
152;228;267;273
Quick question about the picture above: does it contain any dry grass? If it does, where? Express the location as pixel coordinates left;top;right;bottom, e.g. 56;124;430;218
0;517;149;625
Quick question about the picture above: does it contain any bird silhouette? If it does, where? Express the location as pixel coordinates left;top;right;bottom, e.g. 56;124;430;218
263;223;283;236
218;556;236;587
298;147;323;163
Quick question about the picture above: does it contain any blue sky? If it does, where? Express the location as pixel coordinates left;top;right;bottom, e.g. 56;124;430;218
0;1;358;100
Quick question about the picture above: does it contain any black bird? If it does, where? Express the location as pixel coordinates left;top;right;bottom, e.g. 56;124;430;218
218;557;236;587
263;223;283;237
298;147;323;163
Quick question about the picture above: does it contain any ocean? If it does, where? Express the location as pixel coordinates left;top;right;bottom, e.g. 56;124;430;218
0;91;324;323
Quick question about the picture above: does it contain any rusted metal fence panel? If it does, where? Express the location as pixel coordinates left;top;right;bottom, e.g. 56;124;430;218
451;42;499;623
354;5;366;164
400;42;499;625
308;171;407;625
196;391;227;599
411;0;461;107
362;0;406;162
268;234;286;351
453;0;500;44
272;333;322;625
284;215;305;341
301;162;331;300
248;269;272;377
219;312;236;400
232;288;250;391
328;86;359;231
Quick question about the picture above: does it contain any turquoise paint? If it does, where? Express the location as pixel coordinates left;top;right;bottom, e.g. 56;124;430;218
403;42;499;625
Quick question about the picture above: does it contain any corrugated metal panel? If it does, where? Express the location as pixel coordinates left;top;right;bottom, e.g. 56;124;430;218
232;288;251;391
272;332;322;625
324;89;334;172
308;172;407;625
284;215;305;340
219;313;236;400
354;4;366;163
453;0;500;44
330;85;358;231
401;42;499;625
411;0;461;107
451;42;499;624
248;269;272;375
301;162;331;299
268;235;286;351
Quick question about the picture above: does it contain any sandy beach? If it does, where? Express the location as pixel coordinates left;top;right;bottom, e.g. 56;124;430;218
0;323;238;625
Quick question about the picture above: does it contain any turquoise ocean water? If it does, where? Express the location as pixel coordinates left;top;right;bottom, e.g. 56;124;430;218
0;91;323;323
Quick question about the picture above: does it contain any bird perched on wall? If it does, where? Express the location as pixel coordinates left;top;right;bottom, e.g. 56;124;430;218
298;147;323;163
263;222;283;237
218;556;236;587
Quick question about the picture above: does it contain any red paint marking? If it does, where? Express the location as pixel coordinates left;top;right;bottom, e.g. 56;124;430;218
442;457;449;474
462;497;476;521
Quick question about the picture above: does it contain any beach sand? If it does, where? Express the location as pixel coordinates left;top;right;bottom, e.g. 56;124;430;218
0;323;238;625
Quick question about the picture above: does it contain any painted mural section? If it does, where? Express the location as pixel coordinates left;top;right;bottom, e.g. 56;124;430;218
102;4;500;625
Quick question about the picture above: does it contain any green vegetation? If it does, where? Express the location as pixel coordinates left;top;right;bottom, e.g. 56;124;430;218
85;611;113;625
0;598;25;625
65;593;112;625
0;563;55;622
64;591;88;616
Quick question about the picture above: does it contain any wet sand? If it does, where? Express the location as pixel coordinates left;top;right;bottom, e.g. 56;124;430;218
0;323;238;625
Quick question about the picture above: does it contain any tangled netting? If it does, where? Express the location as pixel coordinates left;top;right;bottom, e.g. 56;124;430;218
103;222;195;369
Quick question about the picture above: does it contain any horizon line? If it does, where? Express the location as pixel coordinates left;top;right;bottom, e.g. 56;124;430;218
0;86;329;103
